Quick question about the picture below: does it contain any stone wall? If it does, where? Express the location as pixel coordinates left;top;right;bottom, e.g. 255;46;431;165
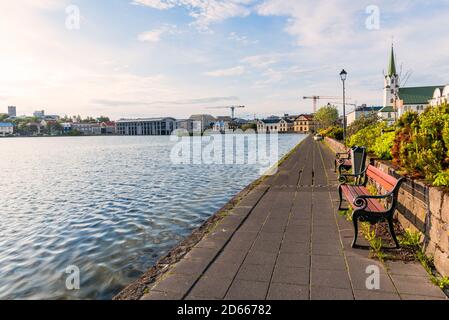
325;137;449;277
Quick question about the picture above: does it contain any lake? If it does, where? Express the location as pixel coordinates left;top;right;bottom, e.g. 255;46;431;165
0;134;306;299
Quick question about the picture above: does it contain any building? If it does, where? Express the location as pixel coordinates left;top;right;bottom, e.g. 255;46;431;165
100;121;116;134
33;110;45;118
116;118;176;135
346;105;383;126
257;118;280;133
7;106;16;118
69;123;102;135
0;122;14;136
430;85;449;106
176;119;197;134
279;118;294;132
212;116;233;133
293;114;315;133
382;45;445;119
189;114;216;133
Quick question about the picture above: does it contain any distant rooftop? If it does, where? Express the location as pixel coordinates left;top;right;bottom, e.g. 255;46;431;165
0;122;14;127
116;117;176;122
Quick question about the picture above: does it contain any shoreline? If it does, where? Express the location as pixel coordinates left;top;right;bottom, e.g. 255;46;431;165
113;135;309;300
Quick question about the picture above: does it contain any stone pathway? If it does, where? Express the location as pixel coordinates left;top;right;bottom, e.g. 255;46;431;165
142;136;447;300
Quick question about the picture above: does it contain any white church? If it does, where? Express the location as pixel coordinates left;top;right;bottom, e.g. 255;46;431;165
379;45;448;123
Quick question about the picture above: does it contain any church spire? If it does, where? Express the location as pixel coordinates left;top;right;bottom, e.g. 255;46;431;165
387;44;397;77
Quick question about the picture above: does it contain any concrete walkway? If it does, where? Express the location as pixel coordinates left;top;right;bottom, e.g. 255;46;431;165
142;136;447;300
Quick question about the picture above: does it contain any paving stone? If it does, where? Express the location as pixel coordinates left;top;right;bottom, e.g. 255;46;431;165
312;243;342;256
311;270;351;289
204;261;241;279
141;290;184;300
271;266;309;285
312;255;347;271
184;247;219;261
236;263;274;282
151;274;197;295
280;241;310;255
188;276;233;299
390;274;447;298
251;240;281;253
257;232;284;243
214;249;247;265
267;283;309;300
401;294;447;300
277;253;310;268
225;280;269;300
171;258;210;276
386;261;430;277
311;286;354;300
244;250;277;266
353;290;400;300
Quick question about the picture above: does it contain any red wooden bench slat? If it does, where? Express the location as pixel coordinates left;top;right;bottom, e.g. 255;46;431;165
341;185;385;212
366;165;397;192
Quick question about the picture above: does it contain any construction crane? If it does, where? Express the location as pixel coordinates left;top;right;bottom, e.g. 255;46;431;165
327;101;357;107
206;105;245;119
303;96;344;113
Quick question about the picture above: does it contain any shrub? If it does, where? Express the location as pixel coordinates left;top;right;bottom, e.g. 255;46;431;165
392;102;449;185
372;131;395;160
320;126;343;140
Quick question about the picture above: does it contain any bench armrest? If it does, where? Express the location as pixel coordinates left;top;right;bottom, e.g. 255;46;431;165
338;167;368;184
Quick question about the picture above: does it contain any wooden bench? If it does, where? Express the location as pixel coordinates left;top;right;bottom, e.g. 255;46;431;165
338;164;405;248
334;149;351;172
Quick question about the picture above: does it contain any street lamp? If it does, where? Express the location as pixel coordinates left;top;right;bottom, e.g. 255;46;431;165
340;69;347;142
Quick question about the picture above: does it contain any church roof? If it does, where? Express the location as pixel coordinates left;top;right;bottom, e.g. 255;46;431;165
399;86;444;105
387;46;397;77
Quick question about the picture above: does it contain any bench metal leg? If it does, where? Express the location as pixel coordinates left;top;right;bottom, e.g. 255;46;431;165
338;185;344;210
388;218;400;249
351;214;359;248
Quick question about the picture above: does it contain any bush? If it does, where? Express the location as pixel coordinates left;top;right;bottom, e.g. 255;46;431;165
320;126;343;140
372;131;395;160
392;102;449;185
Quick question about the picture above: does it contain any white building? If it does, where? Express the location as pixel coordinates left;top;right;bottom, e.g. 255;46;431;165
116;118;176;135
430;85;449;106
33;110;45;118
189;114;216;133
346;105;383;126
0;122;14;136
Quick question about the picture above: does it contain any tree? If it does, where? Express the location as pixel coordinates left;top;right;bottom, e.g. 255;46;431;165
315;105;339;129
97;116;110;123
347;113;380;138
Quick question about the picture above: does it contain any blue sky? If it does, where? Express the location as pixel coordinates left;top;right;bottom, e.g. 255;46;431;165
1;0;449;119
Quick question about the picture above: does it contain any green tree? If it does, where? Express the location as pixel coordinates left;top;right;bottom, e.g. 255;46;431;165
347;113;380;138
315;105;339;129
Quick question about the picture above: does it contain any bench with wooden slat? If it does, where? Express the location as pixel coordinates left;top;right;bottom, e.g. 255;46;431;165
338;164;405;248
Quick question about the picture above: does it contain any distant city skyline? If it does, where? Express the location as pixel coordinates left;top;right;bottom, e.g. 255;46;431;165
1;1;449;120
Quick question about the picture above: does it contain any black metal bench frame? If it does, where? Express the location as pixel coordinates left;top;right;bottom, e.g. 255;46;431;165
338;165;405;248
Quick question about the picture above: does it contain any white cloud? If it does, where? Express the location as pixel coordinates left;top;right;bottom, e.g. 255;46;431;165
204;66;246;77
137;25;178;42
132;0;255;31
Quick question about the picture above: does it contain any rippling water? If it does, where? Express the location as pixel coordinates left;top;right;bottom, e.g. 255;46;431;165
0;134;306;299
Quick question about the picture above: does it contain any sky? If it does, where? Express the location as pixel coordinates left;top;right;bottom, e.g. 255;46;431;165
1;0;449;120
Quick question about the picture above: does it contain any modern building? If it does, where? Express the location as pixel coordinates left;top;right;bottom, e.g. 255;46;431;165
116;118;176;136
382;45;444;119
346;105;383;126
0;122;14;136
176;119;198;134
7;106;16;118
189;114;216;133
293;114;315;133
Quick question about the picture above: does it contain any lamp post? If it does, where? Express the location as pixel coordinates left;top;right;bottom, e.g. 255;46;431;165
339;69;347;142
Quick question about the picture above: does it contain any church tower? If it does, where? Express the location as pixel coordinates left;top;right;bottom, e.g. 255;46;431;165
383;45;399;108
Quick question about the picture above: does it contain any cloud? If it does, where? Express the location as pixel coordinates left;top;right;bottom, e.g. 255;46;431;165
137;24;178;42
91;96;239;107
228;32;258;45
204;66;246;77
132;0;255;31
